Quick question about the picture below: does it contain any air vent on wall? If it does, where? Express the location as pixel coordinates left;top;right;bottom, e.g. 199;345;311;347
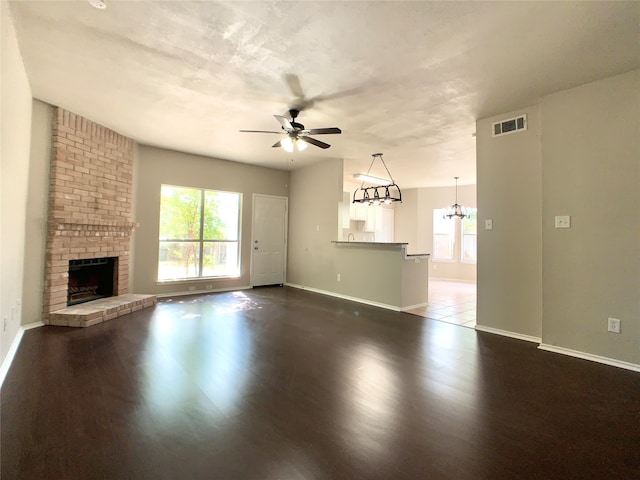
492;114;527;137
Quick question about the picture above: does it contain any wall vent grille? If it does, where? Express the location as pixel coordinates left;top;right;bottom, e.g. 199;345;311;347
492;114;527;137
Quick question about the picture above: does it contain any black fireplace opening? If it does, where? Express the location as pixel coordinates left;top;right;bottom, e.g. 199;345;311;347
67;257;117;306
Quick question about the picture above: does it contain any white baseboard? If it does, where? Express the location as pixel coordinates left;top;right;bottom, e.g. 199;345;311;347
156;285;252;298
0;321;44;389
538;344;640;373
474;325;541;343
285;283;402;312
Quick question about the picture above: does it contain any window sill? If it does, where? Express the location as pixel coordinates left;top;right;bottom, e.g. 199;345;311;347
156;275;240;285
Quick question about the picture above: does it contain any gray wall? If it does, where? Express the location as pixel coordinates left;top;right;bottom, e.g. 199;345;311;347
288;158;415;308
132;145;290;295
476;104;543;339
540;70;639;362
22;100;52;326
287;158;343;291
1;2;32;365
477;69;639;365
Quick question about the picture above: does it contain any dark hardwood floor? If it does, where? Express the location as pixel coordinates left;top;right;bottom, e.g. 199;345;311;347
2;286;639;479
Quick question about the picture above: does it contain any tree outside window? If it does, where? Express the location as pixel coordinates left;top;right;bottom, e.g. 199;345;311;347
158;185;240;281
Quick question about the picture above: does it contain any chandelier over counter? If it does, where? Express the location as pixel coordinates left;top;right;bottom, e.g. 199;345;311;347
444;176;467;219
352;153;402;206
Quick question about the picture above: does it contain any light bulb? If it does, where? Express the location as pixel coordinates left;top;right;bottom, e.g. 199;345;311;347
297;139;308;151
281;137;294;152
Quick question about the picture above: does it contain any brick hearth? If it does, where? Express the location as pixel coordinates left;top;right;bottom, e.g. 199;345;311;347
49;294;157;328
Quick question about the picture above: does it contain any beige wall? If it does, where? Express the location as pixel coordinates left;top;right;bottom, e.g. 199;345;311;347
476;104;543;339
132;145;289;295
22;100;52;325
1;2;32;365
393;188;418;252
287;158;343;291
287;159;427;309
540;69;639;364
477;69;640;366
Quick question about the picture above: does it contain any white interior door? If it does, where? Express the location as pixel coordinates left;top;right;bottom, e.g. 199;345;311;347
252;195;287;287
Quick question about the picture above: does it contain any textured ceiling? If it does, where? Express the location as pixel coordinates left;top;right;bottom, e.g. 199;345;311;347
8;0;640;188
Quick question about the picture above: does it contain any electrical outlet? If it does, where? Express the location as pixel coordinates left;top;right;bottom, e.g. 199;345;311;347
607;317;621;333
337;273;341;282
206;284;213;290
485;219;493;230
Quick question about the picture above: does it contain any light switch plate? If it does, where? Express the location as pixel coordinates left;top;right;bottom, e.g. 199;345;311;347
485;219;493;230
555;215;571;228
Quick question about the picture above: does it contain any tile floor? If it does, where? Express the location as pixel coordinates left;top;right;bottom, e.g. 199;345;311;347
408;279;477;328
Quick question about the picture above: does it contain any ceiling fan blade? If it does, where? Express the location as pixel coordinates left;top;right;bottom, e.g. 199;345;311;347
299;136;331;149
239;129;282;134
284;74;305;98
274;115;293;131
271;140;283;148
306;127;342;135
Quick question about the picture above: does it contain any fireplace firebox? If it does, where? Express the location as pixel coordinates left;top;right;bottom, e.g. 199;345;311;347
67;257;117;306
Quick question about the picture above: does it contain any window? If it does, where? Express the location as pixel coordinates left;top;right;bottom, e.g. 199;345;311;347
432;207;478;264
158;185;240;281
433;208;455;260
461;208;477;262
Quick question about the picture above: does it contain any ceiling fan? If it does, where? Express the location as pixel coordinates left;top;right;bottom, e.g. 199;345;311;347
239;109;341;152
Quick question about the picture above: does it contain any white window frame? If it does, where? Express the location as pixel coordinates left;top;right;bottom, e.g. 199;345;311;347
461;208;477;264
157;185;241;282
432;208;455;261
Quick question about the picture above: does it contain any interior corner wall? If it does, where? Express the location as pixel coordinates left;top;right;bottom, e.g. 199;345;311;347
287;158;343;291
393;188;418;253
22;100;52;325
541;69;640;365
132;145;289;295
476;105;543;339
1;1;33;364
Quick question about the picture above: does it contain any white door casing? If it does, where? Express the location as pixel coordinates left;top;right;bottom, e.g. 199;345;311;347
252;194;287;286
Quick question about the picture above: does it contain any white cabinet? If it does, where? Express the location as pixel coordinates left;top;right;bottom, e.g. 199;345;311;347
350;202;368;221
364;205;378;232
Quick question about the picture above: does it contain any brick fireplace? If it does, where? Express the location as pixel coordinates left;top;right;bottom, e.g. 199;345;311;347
42;108;145;326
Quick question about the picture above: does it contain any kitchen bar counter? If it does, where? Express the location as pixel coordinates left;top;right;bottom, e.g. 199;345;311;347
331;241;408;246
331;241;430;258
329;241;429;311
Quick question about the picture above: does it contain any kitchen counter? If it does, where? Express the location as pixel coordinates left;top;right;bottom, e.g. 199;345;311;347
331;241;430;258
329;241;430;311
331;241;408;246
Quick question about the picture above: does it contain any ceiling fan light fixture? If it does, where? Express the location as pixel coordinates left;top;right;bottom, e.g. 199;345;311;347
281;137;294;153
297;139;308;151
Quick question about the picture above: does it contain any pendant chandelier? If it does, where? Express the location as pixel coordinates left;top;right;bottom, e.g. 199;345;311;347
444;176;467;219
352;153;402;206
